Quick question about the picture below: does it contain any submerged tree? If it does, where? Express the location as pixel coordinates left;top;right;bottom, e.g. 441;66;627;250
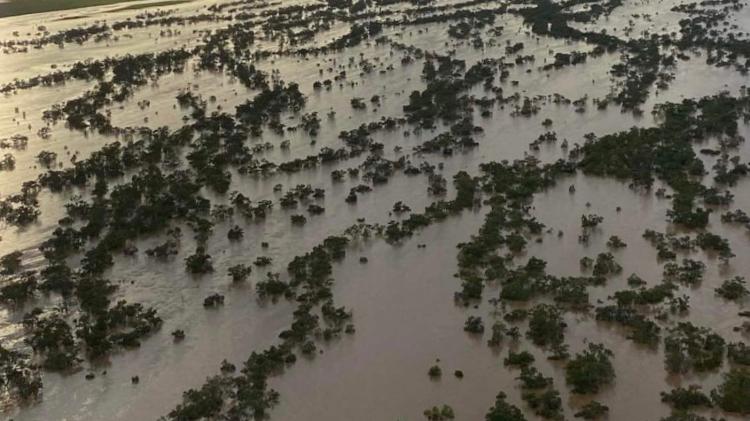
565;343;615;394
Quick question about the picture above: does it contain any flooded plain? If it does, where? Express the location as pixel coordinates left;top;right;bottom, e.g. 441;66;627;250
1;0;750;420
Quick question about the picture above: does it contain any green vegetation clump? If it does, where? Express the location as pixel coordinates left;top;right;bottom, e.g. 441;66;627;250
0;251;23;275
203;294;225;308
606;236;627;249
290;214;307;225
580;214;603;229
504;309;529;323
464;316;485;334
613;282;677;306
227;226;243;241
1;271;37;304
661;385;712;410
573;401;608;419
516;366;552;390
663;259;705;286
695;232;734;259
565;343;615;394
256;273;290;300
575;95;750;229
504;350;535;369
487;321;507;347
455;158;573;302
711;368;750;414
0;344;41;400
664;323;725;373
595;305;661;346
485;392;527;421
627;273;646;287
185;248;214;274
715;276;748;301
526;304;566;348
727;342;750;365
23;310;78;371
592;253;622;278
228;264;252;283
522;388;562;419
168;377;228;420
424;405;455;420
428;365;442;378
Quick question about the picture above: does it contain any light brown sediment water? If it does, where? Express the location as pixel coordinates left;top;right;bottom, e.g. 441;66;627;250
1;0;749;419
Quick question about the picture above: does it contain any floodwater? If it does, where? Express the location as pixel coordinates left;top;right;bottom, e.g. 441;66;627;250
1;0;749;420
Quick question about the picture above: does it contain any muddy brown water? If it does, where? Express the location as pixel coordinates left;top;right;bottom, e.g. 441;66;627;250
1;0;749;419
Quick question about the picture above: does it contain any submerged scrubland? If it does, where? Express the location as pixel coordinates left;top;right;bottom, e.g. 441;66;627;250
1;0;750;419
